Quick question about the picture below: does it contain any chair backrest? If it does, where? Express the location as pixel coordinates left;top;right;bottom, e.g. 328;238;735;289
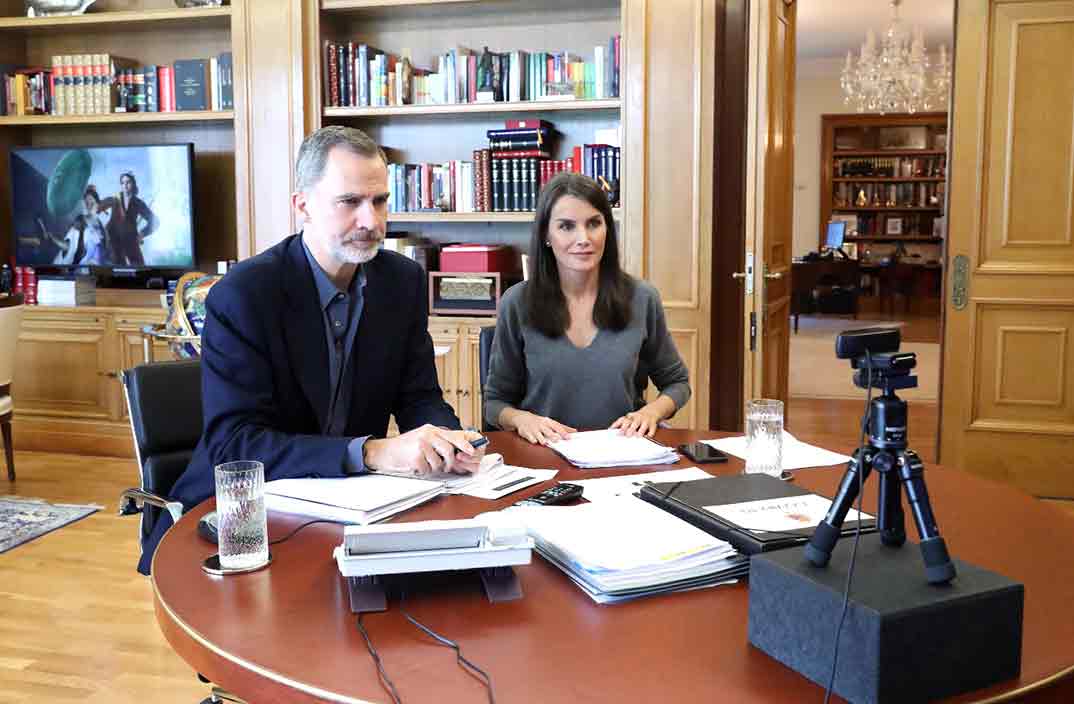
478;325;495;432
0;298;26;388
121;360;203;540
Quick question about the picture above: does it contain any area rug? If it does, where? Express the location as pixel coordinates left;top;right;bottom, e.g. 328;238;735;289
0;497;100;554
790;333;940;401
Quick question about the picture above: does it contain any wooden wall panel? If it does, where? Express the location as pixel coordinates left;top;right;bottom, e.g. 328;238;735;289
985;5;1074;270
625;0;714;429
972;304;1074;431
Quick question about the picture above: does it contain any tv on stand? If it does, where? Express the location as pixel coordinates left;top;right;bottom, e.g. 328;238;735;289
8;143;197;291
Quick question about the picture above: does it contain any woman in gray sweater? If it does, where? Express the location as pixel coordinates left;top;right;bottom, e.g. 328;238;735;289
484;173;691;445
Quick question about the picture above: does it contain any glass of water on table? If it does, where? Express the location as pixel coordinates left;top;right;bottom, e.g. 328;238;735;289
214;460;269;570
745;399;784;478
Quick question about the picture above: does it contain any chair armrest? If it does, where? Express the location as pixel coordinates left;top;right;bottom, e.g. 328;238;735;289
119;488;183;524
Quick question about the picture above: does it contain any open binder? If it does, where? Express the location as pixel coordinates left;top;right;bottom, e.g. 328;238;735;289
637;474;876;555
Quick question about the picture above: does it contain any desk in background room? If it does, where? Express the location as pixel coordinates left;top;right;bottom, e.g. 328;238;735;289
152;430;1074;703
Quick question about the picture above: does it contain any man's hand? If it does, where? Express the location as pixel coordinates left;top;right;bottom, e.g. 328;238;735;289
512;412;576;446
364;425;486;476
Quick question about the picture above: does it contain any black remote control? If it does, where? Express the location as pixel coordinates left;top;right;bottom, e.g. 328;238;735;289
513;483;584;507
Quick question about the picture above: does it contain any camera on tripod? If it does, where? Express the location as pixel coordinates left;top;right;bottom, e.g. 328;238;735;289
835;327;918;392
805;326;956;585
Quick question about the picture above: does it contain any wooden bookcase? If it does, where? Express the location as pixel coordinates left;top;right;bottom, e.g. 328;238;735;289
306;0;623;244
0;0;250;270
0;0;251;456
819;112;948;250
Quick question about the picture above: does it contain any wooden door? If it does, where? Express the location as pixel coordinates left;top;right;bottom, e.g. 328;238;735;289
941;0;1074;497
746;0;795;407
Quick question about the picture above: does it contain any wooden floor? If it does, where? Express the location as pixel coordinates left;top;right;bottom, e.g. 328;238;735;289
2;441;1072;703
0;452;208;703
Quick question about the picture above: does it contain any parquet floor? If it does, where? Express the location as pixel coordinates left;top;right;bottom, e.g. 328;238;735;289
0;452;207;703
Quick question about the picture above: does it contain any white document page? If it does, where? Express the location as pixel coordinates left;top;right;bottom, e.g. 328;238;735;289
571;467;713;502
265;473;442;511
704;494;872;534
702;432;852;470
428;454;558;499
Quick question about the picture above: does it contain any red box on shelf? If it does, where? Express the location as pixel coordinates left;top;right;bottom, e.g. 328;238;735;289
439;245;519;274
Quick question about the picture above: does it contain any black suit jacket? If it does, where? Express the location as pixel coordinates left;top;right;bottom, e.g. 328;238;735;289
138;233;459;573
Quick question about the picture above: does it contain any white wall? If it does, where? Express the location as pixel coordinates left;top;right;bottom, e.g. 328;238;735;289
793;57;857;258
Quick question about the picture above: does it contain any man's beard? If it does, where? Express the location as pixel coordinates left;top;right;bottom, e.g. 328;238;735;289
332;231;382;264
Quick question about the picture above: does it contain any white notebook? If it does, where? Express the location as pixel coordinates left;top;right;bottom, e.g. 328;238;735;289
264;474;443;525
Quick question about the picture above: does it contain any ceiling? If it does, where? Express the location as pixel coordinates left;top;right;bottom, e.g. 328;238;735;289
797;0;956;60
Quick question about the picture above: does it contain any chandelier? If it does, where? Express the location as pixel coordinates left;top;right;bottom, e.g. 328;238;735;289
840;0;952;114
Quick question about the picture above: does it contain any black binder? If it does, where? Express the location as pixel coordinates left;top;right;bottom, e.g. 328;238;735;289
637;474;876;555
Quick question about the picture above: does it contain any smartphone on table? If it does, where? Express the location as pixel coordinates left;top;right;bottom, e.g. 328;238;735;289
677;442;729;464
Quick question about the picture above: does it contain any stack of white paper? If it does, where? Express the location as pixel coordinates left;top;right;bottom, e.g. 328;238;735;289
511;496;747;603
264;474;444;524
702;432;852;470
549;429;679;468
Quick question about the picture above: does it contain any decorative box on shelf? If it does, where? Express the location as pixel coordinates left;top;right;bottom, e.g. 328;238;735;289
439;244;519;274
429;272;518;317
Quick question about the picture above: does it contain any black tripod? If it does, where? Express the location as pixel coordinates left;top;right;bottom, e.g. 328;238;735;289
804;357;957;585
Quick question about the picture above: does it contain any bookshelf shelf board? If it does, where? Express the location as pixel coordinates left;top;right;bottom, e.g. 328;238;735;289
390;208;622;223
0;7;232;33
833;149;946;157
832;177;945;183
0;111;234;126
323;0;478;9
833;206;943;212
322;0;619;14
848;236;943;243
326;99;621;118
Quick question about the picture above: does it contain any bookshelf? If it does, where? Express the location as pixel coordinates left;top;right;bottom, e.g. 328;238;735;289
308;0;622;243
1;0;250;457
820;112;948;247
0;0;250;270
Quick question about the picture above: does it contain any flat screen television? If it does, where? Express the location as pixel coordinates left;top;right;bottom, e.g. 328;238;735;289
824;220;846;250
8;143;195;279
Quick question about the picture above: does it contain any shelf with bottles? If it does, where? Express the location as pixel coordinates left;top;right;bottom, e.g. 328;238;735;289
833;180;944;212
833;153;946;179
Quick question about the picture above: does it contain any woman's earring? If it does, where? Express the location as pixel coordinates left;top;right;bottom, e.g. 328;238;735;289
544;240;551;247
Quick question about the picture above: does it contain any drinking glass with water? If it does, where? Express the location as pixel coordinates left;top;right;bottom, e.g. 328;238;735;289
214;460;269;570
745;399;784;477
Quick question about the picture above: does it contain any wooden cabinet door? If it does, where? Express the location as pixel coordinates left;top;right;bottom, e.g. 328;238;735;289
429;321;462;421
15;310;112;421
462;325;487;430
941;0;1074;497
114;311;168;420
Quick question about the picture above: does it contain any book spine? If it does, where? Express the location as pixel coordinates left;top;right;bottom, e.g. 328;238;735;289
489;138;542;151
491;158;501;212
490;149;549;159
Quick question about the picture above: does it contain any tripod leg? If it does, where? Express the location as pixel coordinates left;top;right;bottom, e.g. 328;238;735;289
805;449;872;567
877;459;906;547
897;450;956;584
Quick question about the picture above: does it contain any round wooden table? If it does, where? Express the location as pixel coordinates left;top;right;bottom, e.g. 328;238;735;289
152;430;1074;703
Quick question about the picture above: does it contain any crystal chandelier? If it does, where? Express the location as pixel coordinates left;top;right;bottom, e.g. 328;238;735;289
840;0;952;114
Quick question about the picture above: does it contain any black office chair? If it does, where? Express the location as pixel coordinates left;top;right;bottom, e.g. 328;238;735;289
478;325;496;432
118;360;203;553
117;360;244;704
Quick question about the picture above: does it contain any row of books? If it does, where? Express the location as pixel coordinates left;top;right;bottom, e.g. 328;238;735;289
0;53;233;117
324;37;621;108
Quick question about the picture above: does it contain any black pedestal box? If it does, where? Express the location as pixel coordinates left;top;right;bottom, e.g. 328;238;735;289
748;534;1023;704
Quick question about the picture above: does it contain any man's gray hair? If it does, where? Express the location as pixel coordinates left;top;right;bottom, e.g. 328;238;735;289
295;125;386;192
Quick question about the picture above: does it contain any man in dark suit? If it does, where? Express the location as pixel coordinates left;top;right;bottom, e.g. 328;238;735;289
138;126;483;574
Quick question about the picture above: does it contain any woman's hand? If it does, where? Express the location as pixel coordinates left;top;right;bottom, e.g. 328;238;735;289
610;407;664;438
512;412;576;445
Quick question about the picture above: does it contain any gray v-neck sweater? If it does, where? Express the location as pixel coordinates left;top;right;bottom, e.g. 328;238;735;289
483;279;691;431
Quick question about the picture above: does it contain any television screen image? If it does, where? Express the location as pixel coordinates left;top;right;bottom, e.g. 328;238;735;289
9;144;195;270
824;220;846;250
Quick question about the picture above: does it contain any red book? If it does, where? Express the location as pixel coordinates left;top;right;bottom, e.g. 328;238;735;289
572;146;582;173
468;54;477;103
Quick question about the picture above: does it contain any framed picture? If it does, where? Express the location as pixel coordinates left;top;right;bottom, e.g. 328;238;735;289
877;126;929;150
886;217;904;235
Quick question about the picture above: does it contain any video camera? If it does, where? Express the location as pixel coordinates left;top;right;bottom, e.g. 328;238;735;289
835;328;918;392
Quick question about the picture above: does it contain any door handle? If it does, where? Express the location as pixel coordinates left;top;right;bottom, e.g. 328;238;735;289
731;272;749;280
764;271;784;280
